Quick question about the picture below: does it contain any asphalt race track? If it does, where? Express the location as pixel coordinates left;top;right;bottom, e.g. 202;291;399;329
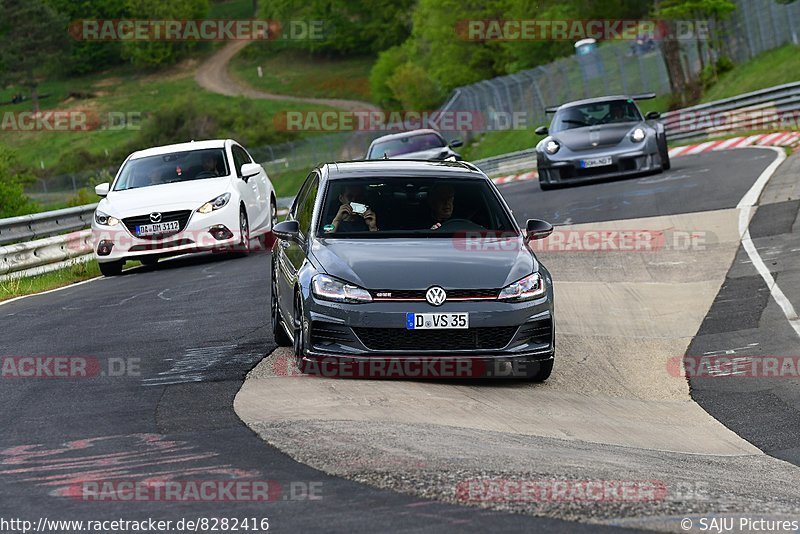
2;147;799;532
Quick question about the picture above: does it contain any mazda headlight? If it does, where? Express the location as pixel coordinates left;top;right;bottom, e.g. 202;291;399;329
198;192;231;214
312;274;372;303
631;128;646;142
545;140;560;154
94;210;119;226
498;272;546;301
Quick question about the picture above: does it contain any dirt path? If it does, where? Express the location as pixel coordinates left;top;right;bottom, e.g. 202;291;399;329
195;40;380;112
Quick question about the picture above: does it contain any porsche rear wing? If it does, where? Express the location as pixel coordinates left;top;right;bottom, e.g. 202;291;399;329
545;93;657;113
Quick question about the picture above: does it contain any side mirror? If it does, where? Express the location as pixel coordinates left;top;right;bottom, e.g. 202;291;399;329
95;183;110;197
534;126;549;136
525;219;553;241
273;220;300;242
645;111;661;120
449;139;463;148
240;162;262;180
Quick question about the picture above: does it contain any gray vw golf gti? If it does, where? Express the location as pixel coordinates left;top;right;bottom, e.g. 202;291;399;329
271;160;556;381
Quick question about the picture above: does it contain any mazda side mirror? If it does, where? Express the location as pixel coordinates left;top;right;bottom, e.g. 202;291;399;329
240;162;262;181
645;111;661;120
526;219;553;240
535;126;549;136
449;139;463;148
95;182;110;197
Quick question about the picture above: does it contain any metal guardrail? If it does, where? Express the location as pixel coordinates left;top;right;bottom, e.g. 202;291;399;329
473;149;538;177
662;82;800;141
0;230;93;281
0;204;97;246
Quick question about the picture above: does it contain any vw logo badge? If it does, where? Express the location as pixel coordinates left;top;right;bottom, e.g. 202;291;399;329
425;286;447;306
149;212;162;223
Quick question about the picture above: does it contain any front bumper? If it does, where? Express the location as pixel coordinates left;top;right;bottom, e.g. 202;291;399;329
299;296;555;378
91;204;240;262
538;147;662;186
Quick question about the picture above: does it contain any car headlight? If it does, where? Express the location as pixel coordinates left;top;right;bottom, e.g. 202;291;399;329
198;192;231;214
545;140;560;154
498;272;546;301
631;128;646;142
94;210;120;226
312;274;372;303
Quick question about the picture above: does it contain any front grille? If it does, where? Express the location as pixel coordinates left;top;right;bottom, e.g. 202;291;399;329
129;238;194;252
353;326;517;351
370;288;500;300
123;210;192;240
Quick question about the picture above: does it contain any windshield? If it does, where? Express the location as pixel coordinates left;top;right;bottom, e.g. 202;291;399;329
368;133;446;158
317;177;518;238
551;99;642;132
113;148;229;191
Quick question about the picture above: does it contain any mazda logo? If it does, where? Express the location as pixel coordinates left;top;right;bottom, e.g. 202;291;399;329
149;212;162;223
425;286;447;306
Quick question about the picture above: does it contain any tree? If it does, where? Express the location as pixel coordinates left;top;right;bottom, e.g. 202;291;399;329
0;147;37;218
0;0;68;112
656;0;737;104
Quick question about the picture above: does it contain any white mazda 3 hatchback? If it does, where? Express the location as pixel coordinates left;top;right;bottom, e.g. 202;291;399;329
91;139;277;276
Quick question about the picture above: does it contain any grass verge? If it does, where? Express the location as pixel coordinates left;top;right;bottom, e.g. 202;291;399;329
702;44;800;103
0;260;100;302
230;45;374;102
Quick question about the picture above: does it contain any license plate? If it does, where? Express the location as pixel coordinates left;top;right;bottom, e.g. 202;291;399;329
135;221;180;236
406;313;469;330
580;156;612;168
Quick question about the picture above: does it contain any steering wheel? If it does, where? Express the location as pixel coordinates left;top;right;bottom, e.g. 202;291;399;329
434;218;485;231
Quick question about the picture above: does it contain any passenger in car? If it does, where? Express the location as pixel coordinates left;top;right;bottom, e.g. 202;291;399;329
326;185;379;233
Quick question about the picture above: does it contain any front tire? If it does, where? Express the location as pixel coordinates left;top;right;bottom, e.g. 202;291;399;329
539;180;555;191
527;358;554;382
271;264;292;347
140;256;158;267
99;261;123;277
659;137;671;171
234;208;251;258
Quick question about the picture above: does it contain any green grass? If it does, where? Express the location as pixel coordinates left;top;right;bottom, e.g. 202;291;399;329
230;45;374;102
701;44;800;103
0;260;101;301
0;65;336;183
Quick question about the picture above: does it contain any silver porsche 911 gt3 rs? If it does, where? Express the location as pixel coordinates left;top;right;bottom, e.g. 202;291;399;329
534;94;670;190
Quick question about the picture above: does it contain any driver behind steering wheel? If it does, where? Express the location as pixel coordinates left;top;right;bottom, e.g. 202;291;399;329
426;184;455;230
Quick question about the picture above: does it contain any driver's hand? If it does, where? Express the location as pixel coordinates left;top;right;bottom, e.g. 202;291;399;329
363;208;378;231
431;222;442;230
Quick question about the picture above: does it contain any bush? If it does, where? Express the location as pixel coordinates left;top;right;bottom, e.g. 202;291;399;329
369;45;408;109
385;62;444;110
0;147;38;218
